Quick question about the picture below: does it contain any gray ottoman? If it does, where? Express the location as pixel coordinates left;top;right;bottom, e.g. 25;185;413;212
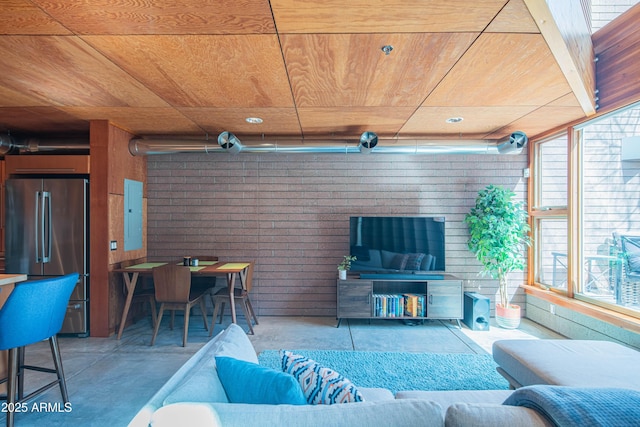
492;339;640;390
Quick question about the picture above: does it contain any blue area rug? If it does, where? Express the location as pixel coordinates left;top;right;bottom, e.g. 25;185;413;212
258;350;509;394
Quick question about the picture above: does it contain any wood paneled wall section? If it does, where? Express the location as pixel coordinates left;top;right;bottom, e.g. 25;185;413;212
0;160;4;267
147;153;528;317
90;120;147;337
593;3;640;113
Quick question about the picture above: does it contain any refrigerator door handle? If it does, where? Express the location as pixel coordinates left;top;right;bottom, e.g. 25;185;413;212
35;190;42;263
42;191;52;263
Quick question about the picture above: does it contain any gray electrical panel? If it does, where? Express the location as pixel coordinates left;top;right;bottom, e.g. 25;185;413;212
124;178;143;251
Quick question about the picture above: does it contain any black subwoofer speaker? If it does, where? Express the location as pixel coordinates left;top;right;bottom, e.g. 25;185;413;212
463;292;490;331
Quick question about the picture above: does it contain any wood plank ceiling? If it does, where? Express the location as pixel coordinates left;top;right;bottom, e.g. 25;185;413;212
0;0;596;143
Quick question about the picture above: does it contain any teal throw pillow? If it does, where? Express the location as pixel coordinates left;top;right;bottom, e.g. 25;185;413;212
281;350;364;404
215;356;307;405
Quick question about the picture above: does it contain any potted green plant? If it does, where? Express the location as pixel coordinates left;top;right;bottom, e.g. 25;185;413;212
337;255;356;280
464;185;531;328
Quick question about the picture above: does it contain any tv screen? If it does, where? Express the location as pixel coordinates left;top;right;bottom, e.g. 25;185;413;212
349;216;445;273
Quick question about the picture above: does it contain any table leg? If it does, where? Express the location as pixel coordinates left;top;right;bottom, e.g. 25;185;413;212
117;272;139;340
227;273;237;324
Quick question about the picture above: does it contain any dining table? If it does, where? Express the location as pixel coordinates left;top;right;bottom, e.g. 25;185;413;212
114;260;252;339
0;273;29;394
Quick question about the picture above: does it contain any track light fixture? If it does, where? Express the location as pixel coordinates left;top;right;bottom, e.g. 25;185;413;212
217;131;243;153
358;131;378;153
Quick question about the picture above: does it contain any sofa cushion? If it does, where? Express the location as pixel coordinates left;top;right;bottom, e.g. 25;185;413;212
163;324;258;405
215;356;307;405
445;403;552;427
396;389;513;415
358;387;394;401
389;254;408;270
281;350;364;404
404;253;425;270
420;254;435;271
208;399;444;427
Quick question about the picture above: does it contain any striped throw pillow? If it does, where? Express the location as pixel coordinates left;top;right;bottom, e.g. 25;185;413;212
280;351;364;404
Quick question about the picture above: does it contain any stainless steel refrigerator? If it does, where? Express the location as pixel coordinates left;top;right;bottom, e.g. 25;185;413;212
5;177;89;336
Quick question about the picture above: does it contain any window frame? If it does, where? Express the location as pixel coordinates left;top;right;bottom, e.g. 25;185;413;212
530;102;640;320
530;132;571;295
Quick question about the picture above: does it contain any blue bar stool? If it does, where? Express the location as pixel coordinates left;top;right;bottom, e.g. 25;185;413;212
0;273;79;427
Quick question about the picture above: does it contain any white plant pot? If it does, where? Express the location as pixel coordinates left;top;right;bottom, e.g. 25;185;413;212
495;303;521;329
338;270;347;280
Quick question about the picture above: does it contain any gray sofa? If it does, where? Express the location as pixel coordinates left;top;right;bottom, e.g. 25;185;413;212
129;324;553;427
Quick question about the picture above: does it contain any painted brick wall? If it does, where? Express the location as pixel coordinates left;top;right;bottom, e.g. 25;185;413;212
147;152;528;317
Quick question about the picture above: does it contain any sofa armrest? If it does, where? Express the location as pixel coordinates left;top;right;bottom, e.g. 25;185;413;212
129;324;257;427
128;337;223;427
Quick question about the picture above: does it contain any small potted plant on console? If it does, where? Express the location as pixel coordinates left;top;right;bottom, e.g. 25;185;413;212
465;185;531;328
337;255;356;280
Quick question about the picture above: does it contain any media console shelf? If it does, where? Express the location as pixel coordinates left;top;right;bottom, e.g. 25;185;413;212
336;274;463;328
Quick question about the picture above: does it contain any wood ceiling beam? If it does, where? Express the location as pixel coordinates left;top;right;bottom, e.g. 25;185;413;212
524;0;596;116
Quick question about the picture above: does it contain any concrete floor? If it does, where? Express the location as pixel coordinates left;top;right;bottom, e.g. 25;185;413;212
1;315;562;426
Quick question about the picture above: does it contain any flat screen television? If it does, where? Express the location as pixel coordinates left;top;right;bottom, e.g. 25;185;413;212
349;216;446;273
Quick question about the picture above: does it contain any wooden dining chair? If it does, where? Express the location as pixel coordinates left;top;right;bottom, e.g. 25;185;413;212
210;261;259;335
189;255;220;314
151;264;209;347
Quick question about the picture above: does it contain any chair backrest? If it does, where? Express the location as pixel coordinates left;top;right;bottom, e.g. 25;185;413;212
241;261;255;293
616;233;640;275
191;256;218;262
0;273;79;351
152;264;192;303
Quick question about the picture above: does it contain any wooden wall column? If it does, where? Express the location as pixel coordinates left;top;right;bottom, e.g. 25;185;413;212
90;120;147;337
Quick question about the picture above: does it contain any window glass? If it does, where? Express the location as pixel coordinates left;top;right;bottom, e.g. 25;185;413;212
579;102;640;313
533;134;569;290
536;218;569;290
538;136;568;209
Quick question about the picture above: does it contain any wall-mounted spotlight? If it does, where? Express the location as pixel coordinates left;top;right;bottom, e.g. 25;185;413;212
358;131;378;154
497;131;528;154
217;131;243;154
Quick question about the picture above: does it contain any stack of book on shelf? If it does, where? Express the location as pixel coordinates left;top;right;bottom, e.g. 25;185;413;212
373;293;425;318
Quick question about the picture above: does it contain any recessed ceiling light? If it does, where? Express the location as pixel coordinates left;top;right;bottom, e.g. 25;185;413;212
446;117;463;124
245;117;263;124
381;45;394;55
